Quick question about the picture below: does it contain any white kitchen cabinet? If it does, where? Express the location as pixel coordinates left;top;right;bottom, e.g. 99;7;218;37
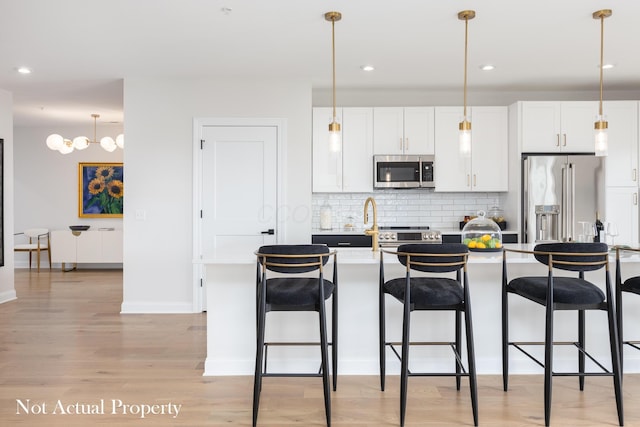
51;229;123;269
521;101;598;153
312;107;373;193
605;187;639;247
604;101;639;187
434;106;508;192
373;107;434;155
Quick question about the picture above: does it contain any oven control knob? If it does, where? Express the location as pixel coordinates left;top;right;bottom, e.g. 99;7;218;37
390;234;397;240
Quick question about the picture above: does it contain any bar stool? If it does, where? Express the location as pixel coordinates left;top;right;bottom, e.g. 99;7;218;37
502;242;623;426
253;244;337;427
379;243;478;427
615;246;640;369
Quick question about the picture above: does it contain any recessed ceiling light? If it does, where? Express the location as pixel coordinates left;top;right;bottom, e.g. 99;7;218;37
602;63;615;69
17;67;32;74
360;65;375;72
480;64;495;71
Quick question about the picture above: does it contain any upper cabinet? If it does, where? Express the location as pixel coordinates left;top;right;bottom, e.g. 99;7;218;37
603;101;639;187
312;107;373;193
520;101;598;153
434;106;508;192
373;107;435;155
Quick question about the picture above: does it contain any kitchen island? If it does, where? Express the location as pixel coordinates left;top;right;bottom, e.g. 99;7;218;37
199;245;640;376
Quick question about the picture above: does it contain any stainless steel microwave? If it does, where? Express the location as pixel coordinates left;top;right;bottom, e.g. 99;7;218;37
373;155;435;189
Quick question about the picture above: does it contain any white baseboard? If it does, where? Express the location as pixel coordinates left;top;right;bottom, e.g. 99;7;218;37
0;289;17;304
120;301;195;313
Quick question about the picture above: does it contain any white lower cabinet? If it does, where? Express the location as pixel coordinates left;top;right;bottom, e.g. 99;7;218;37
51;230;123;267
604;187;639;247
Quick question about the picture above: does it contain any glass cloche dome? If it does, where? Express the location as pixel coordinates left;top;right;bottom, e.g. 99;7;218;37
462;210;503;251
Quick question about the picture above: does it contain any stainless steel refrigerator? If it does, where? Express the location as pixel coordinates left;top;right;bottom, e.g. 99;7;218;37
521;153;605;243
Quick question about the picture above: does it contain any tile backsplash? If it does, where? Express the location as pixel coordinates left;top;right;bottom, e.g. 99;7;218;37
312;190;506;232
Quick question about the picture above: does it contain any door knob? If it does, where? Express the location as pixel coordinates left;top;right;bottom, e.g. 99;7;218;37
261;229;275;235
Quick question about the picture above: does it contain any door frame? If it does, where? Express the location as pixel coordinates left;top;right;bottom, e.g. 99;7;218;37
192;117;287;312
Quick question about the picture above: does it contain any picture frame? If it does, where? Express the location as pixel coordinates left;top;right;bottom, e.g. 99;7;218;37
0;139;3;267
78;162;124;218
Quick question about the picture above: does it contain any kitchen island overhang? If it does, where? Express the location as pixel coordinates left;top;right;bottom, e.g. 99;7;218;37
198;245;640;376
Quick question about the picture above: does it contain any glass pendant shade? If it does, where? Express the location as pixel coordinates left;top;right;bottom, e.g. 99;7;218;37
459;119;471;158
595;117;608;156
115;134;124;149
328;121;341;153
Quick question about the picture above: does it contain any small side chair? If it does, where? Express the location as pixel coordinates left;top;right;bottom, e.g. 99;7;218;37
14;228;51;272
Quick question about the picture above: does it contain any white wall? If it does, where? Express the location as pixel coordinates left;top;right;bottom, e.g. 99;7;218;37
0;89;14;303
121;77;312;313
13;124;123;268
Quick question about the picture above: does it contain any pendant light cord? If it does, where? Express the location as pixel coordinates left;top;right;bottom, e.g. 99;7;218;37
463;16;469;119
331;17;337;122
598;15;604;117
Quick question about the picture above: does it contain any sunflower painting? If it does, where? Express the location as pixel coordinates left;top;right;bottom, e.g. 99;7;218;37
78;162;124;218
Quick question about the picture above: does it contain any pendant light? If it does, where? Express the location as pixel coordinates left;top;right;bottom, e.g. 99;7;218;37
593;9;612;157
325;11;342;153
458;10;475;158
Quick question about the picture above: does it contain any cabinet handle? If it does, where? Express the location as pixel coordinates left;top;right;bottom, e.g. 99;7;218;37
467;174;470;187
399;138;403;151
473;174;477;187
405;137;409;151
563;134;567;146
635;193;638;206
556;134;560;147
634;168;637;182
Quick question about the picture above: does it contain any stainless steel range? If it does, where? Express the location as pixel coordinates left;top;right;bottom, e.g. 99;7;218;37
378;226;442;246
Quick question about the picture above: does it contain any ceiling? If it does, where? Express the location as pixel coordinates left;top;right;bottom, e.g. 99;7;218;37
1;0;639;127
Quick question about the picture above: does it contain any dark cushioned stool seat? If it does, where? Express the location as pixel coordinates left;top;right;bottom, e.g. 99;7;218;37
266;277;335;306
622;275;640;295
508;276;606;306
384;277;463;308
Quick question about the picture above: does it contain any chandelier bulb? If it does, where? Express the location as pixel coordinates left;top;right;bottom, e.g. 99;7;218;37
46;134;64;150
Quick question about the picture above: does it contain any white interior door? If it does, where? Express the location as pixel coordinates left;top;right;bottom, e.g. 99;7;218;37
201;125;278;259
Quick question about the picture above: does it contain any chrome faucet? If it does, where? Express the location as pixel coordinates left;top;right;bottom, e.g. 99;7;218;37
364;197;379;251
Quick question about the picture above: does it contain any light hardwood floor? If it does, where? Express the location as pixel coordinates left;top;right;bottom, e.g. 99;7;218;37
1;269;639;426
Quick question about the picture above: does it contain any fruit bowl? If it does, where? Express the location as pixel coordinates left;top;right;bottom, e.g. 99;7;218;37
69;225;90;231
461;211;503;252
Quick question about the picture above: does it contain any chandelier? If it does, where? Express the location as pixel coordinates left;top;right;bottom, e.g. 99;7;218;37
46;114;124;154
